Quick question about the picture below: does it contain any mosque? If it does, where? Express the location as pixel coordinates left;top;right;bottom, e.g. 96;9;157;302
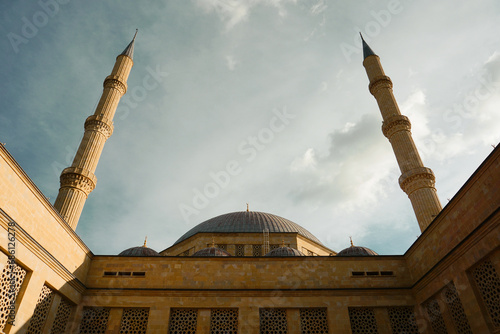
0;31;499;334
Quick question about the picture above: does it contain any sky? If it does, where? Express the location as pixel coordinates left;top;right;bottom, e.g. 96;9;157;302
1;1;499;255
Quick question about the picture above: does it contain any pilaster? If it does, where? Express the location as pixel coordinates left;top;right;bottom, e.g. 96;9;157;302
373;308;392;333
287;309;300;334
145;305;169;333
238;306;259;333
327;304;351;334
195;309;211;334
104;308;123;334
454;272;490;333
40;293;61;334
6;271;45;334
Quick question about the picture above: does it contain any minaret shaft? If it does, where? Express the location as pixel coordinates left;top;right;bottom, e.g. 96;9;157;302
362;48;442;232
54;35;135;229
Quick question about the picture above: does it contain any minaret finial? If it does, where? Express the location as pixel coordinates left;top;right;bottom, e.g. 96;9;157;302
246;203;249;212
281;239;285;248
349;236;353;247
143;236;147;247
120;29;138;60
211;237;216;248
359;32;376;60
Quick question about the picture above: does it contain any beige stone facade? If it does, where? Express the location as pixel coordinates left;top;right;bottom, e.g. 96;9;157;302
0;35;499;334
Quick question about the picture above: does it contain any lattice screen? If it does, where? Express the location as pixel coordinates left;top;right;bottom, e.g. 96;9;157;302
443;283;472;334
217;244;227;251
50;298;74;334
387;306;418;334
252;245;262;257
348;307;379;334
471;259;500;327
300;308;328;334
79;307;110;334
235;245;245;256
0;262;26;331
270;244;280;250
423;300;448;334
169;309;198;334
259;308;287;334
119;308;149;334
210;308;238;334
26;284;55;334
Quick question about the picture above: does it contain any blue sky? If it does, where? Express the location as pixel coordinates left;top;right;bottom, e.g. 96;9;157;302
1;0;499;255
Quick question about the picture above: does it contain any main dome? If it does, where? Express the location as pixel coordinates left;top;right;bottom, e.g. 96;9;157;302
173;211;323;245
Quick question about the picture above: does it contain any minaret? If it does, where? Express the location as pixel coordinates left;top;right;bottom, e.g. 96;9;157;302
54;30;137;229
361;35;442;232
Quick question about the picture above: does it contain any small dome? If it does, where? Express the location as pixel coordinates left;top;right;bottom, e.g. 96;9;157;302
192;247;231;257
265;246;305;257
337;245;378;256
118;246;161;257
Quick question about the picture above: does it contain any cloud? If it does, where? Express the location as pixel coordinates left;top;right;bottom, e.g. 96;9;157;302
414;51;500;163
194;0;296;30
289;113;396;211
225;55;238;70
310;0;327;15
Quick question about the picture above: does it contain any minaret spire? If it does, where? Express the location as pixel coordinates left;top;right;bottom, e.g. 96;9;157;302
360;33;376;59
361;38;442;232
121;29;137;60
54;32;136;229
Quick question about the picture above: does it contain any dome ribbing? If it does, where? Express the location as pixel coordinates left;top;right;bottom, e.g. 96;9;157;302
173;211;322;246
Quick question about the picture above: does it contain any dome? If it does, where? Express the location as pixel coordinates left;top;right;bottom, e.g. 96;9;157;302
174;211;322;245
192;247;231;257
265;246;305;257
118;246;161;257
337;245;378;256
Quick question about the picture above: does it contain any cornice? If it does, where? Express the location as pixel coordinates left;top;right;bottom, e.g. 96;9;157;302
0;209;88;294
0;144;93;256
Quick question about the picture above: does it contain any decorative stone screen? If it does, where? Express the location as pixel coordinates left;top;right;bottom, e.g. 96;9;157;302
0;262;26;331
169;309;198;334
26;284;55;334
260;308;287;334
270;244;280;251
119;308;149;334
388;307;418;334
235;245;245;256
79;307;110;334
217;244;227;251
252;245;262;257
50;298;74;334
471;259;500;327
300;308;328;333
423;300;448;334
210;308;238;334
348;307;378;334
443;283;472;334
